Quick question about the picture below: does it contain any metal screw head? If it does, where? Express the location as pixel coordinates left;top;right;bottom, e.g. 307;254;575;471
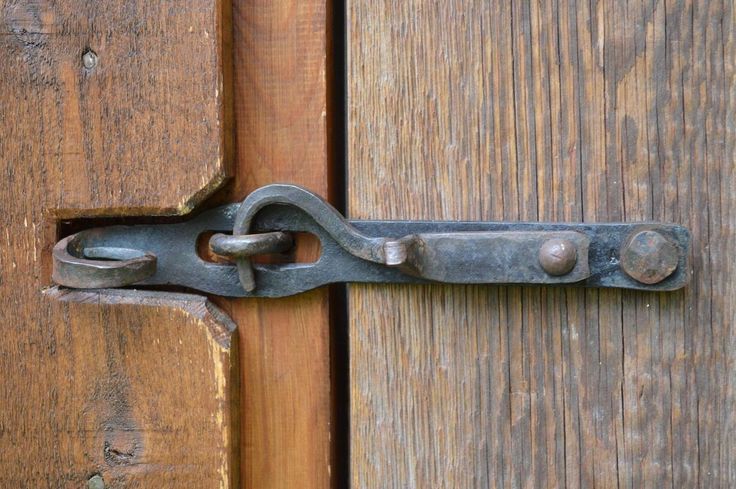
82;50;98;69
620;230;679;284
539;238;577;276
88;474;105;489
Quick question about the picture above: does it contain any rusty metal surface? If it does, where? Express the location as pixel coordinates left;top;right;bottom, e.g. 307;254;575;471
396;231;590;284
620;229;680;284
51;184;692;297
210;231;292;259
538;238;578;276
52;234;156;289
231;184;395;291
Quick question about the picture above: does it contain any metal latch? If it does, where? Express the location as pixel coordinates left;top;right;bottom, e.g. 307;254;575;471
53;184;691;297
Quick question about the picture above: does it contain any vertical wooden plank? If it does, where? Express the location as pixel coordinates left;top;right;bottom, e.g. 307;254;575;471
348;0;735;487
0;1;237;486
224;1;334;488
0;288;238;488
1;0;232;217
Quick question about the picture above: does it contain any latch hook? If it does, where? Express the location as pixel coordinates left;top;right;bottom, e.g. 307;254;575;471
52;184;691;297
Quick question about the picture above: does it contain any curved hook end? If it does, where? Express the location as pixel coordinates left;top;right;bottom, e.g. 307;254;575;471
52;233;157;289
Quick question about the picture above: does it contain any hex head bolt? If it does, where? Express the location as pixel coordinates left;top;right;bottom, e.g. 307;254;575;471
620;230;679;284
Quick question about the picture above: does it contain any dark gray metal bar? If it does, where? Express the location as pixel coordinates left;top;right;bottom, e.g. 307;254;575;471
52;184;691;298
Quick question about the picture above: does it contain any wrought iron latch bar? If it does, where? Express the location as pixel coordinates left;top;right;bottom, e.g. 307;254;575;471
53;184;691;298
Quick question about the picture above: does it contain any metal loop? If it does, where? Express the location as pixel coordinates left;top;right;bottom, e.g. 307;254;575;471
52;233;157;289
209;231;293;259
231;184;409;291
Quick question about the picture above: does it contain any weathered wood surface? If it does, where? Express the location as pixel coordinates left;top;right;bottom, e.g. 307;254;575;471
0;1;237;487
46;289;236;488
348;0;734;487
220;1;335;488
1;0;231;217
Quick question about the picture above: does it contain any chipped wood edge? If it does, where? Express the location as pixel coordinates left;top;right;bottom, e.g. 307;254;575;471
43;285;240;488
44;286;237;347
177;0;236;218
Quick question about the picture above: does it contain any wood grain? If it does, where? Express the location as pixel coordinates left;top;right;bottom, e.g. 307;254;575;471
0;1;237;486
223;1;334;488
348;0;735;487
0;287;238;488
1;0;232;217
47;289;236;488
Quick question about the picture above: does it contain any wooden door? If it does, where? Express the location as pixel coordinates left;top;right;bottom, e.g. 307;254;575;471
1;1;335;487
1;1;238;486
348;1;734;488
3;1;734;488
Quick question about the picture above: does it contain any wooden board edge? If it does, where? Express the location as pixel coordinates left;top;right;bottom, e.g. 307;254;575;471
44;286;241;488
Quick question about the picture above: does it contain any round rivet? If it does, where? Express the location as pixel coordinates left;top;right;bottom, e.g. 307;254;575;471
539;238;577;276
82;49;98;69
620;230;678;284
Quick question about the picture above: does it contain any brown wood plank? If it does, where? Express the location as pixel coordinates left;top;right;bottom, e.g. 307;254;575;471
222;1;334;488
1;0;232;217
348;0;735;487
46;289;236;488
0;1;237;487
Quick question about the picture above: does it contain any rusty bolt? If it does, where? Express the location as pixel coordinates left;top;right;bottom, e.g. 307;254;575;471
539;238;577;276
620;230;678;284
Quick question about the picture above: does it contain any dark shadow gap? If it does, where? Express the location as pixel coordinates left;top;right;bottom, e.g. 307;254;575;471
328;0;350;487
